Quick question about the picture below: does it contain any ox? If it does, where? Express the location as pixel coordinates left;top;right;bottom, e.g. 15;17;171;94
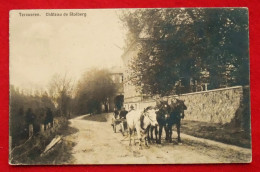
150;99;187;144
126;107;158;148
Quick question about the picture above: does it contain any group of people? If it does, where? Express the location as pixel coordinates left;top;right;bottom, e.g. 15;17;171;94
112;99;187;147
111;106;135;135
113;106;132;120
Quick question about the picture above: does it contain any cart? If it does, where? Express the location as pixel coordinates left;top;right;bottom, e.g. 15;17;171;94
111;118;127;136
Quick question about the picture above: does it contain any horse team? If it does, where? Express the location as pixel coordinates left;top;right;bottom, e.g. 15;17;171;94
119;98;187;149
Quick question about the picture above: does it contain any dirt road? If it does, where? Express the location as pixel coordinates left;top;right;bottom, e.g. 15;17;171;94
62;113;251;164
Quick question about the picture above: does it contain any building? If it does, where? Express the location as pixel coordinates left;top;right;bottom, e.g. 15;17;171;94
121;41;210;111
107;66;124;111
121;42;156;111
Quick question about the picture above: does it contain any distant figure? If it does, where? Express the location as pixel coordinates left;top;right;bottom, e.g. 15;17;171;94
114;108;119;119
119;107;128;119
25;108;35;136
111;108;119;128
45;108;53;129
25;108;35;125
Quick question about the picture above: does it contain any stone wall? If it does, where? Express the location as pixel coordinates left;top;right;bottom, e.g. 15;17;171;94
177;86;244;124
131;86;249;125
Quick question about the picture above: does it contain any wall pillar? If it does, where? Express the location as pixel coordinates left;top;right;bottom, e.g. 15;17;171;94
40;124;45;133
29;124;33;137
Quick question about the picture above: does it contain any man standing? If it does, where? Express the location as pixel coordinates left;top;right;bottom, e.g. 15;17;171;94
119;107;128;135
119;107;128;119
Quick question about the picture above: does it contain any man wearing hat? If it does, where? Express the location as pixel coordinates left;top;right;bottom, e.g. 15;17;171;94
129;105;134;111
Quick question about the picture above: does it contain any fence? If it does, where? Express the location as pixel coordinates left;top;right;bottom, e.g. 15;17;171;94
9;116;67;159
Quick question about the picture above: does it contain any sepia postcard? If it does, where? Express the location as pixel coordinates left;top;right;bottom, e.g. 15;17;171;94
9;8;251;165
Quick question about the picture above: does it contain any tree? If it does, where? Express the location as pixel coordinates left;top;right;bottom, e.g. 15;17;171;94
193;9;249;89
121;8;249;96
48;73;74;117
75;68;117;114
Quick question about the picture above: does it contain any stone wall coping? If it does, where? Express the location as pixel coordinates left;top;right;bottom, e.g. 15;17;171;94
138;85;244;104
175;85;243;97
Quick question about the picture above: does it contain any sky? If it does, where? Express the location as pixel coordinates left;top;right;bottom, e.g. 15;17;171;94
10;9;127;91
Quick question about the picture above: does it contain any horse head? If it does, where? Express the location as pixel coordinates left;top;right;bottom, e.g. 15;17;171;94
176;99;187;111
173;99;187;119
146;108;159;127
156;100;172;120
141;107;158;129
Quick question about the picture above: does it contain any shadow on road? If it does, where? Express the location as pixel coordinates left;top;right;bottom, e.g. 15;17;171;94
181;120;251;148
59;122;79;136
82;113;109;122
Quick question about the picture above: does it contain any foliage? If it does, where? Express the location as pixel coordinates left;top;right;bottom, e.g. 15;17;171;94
10;85;56;147
75;68;117;114
121;8;249;96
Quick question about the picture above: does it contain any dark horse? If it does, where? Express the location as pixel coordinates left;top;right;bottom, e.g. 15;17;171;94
150;99;187;144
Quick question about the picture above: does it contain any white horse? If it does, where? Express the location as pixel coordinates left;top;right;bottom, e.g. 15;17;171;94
126;108;158;148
